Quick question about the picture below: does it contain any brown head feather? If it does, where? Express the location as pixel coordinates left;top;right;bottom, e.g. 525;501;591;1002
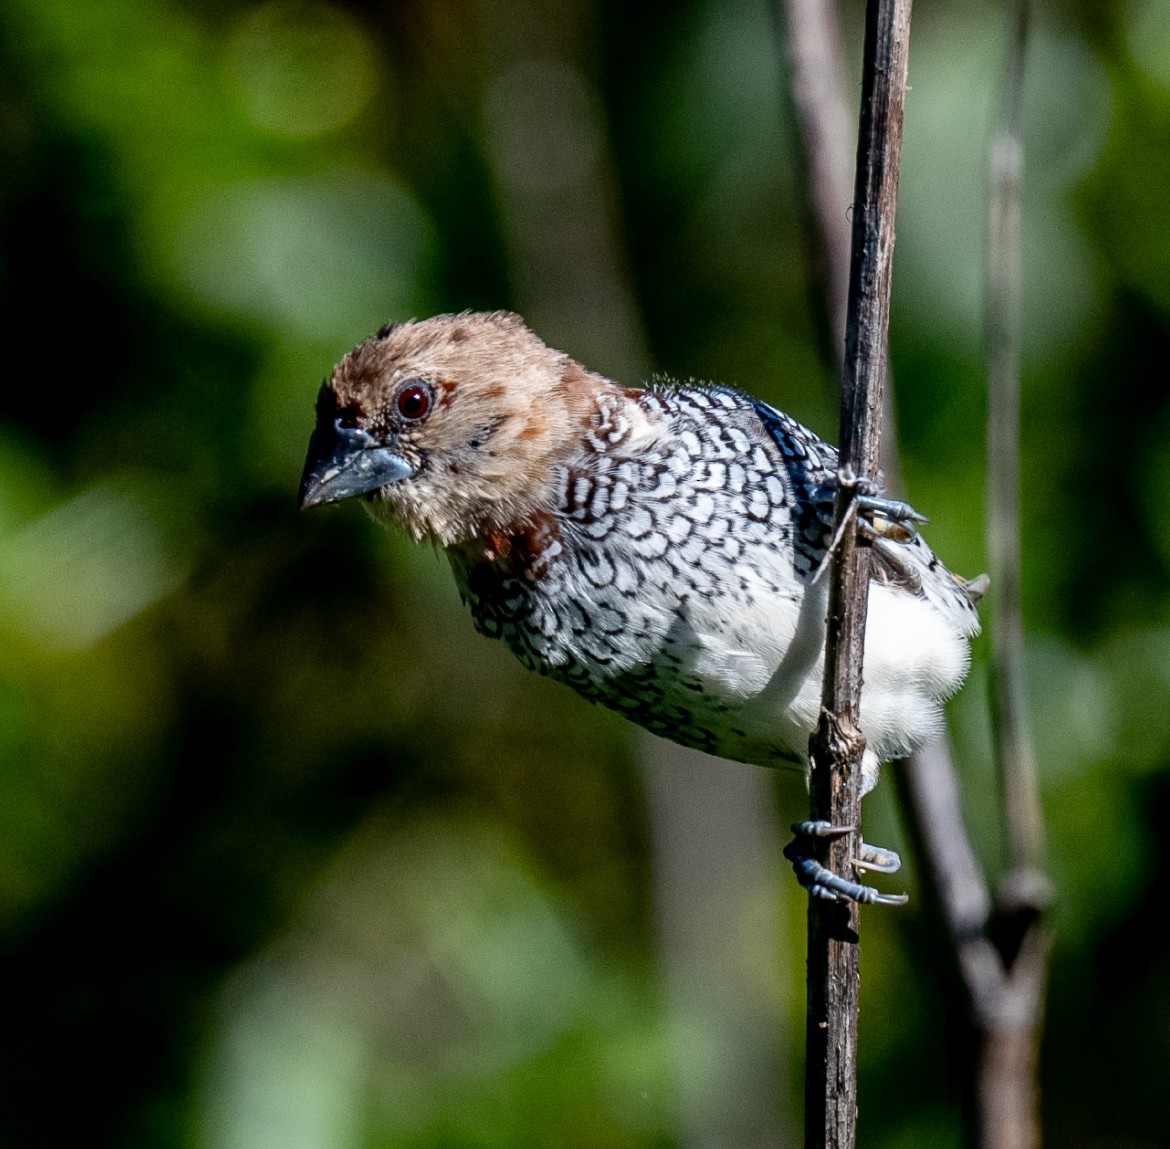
326;312;631;545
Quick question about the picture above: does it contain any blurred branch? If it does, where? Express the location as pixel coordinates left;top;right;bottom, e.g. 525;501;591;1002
979;2;1052;1146
802;2;913;1146
475;3;796;1145
986;0;1045;882
777;0;903;486
893;735;1049;1147
777;0;853;376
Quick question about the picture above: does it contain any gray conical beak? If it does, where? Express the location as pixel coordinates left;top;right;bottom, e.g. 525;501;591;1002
298;416;415;510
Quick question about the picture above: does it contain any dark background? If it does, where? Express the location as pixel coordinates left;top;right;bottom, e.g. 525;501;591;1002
1;0;1168;1146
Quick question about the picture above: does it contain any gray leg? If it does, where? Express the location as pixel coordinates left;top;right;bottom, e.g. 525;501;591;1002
784;821;909;906
855;493;927;526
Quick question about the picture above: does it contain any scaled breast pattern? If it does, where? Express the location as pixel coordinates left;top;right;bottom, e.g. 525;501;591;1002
459;384;840;766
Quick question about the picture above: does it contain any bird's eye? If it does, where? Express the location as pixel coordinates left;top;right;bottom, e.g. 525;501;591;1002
396;382;432;422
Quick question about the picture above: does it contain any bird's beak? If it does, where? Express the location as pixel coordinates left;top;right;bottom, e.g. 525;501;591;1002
298;417;415;509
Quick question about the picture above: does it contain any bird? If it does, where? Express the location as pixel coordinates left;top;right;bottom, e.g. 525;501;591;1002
299;311;985;903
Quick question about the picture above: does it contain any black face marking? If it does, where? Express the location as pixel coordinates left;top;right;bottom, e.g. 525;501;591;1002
315;382;361;428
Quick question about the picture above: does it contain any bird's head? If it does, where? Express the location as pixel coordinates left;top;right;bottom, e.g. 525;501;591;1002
298;311;611;545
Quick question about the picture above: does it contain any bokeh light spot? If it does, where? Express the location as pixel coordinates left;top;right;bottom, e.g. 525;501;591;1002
227;1;379;138
0;484;187;653
171;168;433;342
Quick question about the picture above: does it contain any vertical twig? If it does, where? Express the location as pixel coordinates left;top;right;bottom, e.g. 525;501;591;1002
979;3;1052;1147
804;3;914;1147
780;1;1051;1146
986;0;1045;883
777;0;904;485
777;0;854;376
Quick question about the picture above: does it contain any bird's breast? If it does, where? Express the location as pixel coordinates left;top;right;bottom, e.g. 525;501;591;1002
448;388;821;760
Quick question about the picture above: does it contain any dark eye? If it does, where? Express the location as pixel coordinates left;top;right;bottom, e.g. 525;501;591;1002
396;382;432;422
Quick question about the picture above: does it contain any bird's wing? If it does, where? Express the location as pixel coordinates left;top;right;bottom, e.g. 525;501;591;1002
750;398;982;634
751;399;838;581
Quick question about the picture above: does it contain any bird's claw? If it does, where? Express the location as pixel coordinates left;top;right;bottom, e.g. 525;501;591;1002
855;493;928;525
783;821;909;906
854;841;902;874
856;493;928;544
812;482;929;584
790;818;854;840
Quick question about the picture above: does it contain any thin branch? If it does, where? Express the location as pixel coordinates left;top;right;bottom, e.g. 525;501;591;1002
777;0;904;486
986;0;1045;884
781;1;1052;1146
777;0;854;376
777;0;993;983
803;3;914;1147
976;3;1052;1147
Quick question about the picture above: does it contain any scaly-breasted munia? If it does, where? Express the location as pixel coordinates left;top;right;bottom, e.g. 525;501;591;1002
299;311;984;903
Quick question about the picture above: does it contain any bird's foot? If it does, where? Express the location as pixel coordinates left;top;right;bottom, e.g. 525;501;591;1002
854;840;902;873
783;820;909;906
855;493;927;544
812;475;928;583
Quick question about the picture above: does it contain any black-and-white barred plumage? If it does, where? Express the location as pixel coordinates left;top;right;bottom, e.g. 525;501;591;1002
452;383;979;785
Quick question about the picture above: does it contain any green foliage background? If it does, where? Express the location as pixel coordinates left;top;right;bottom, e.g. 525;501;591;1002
1;0;1168;1145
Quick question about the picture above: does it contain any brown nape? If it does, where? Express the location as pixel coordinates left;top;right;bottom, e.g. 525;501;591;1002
558;360;592;389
